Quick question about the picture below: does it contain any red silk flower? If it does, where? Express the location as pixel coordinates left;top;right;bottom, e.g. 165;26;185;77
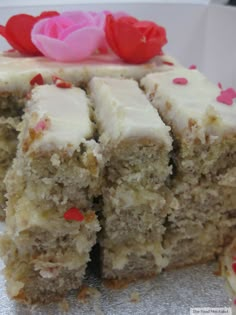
105;14;167;64
0;11;59;55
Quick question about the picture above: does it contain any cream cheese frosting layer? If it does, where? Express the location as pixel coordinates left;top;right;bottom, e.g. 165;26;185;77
0;53;179;94
23;85;93;154
141;68;236;139
89;77;172;148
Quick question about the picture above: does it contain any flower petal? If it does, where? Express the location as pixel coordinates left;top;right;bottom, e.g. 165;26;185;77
32;34;73;61
62;11;95;26
33;27;103;61
64;27;104;59
6;14;40;55
105;15;120;55
115;17;143;59
38;11;60;19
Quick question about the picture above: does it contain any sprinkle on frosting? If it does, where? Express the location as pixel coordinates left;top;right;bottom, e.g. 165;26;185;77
34;119;49;133
163;61;174;66
30;73;44;86
172;77;188;85
189;64;197;70
218;82;223;89
216;88;236;106
52;76;72;89
64;207;84;222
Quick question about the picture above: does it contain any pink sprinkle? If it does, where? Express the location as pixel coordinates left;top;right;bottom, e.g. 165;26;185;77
216;94;233;106
173;77;188;85
34;120;47;132
225;87;236;98
189;64;197;70
218;82;223;89
234;298;236;305
216;87;236;106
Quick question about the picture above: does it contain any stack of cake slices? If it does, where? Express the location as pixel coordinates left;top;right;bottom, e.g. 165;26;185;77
1;85;103;303
0;53;235;303
142;68;236;268
89;77;174;279
0;53;175;219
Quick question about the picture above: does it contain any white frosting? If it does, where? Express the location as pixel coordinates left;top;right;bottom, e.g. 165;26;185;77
0;53;179;94
89;77;172;148
24;85;93;153
141;68;236;140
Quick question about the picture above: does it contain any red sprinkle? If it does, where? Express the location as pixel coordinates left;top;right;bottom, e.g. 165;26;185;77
234;298;236;305
216;87;236;106
52;75;72;89
218;82;223;89
64;207;84;222
34;120;47;132
189;64;197;70
173;77;188;85
30;73;44;86
163;61;174;66
233;256;236;261
232;262;236;274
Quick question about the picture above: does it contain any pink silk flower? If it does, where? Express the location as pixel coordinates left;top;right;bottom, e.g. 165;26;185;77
31;11;125;62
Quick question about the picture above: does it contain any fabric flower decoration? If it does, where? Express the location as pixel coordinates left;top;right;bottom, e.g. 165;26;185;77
31;11;115;62
0;11;59;55
105;14;167;64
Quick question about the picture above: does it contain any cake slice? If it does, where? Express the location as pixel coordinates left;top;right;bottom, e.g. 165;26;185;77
89;77;174;279
141;68;236;268
0;85;101;303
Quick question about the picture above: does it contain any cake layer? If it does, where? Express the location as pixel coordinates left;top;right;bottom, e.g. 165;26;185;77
102;184;175;244
22;85;93;154
1;84;102;303
101;240;168;280
0;235;91;303
89;77;171;148
142;69;236;182
141;68;236;137
89;77;172;185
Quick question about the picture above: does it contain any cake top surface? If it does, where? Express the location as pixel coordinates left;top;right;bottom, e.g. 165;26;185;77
141;68;236;139
0;53;179;93
89;77;172;148
23;85;93;154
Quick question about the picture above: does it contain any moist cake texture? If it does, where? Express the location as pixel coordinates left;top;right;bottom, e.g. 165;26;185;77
141;68;236;268
0;57;235;303
89;77;174;279
0;85;101;303
0;53;177;219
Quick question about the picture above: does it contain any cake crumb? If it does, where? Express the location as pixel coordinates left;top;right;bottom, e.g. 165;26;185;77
50;153;61;167
78;285;101;303
130;291;140;303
